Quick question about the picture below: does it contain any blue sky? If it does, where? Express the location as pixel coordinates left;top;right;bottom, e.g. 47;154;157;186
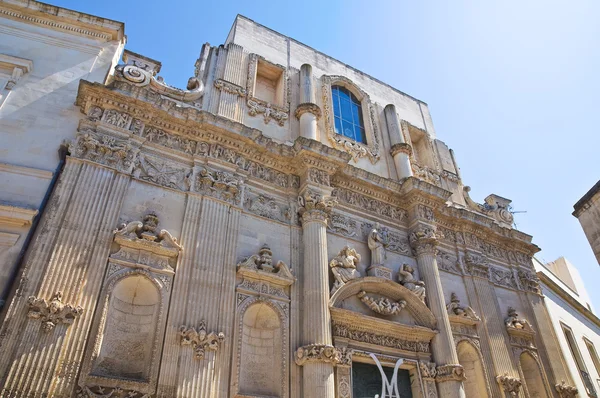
53;1;600;306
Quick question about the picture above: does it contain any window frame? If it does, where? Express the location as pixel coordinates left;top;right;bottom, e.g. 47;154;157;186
562;323;598;397
321;75;381;164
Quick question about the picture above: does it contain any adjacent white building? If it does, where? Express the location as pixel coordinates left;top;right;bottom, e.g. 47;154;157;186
536;256;600;397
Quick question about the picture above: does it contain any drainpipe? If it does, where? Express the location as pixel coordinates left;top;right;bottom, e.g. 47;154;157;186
0;145;69;312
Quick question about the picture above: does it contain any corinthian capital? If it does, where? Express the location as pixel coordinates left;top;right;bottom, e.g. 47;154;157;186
298;190;337;225
409;225;441;255
496;373;522;397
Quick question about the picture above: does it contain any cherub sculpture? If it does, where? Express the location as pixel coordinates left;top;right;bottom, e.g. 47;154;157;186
398;264;426;302
330;246;361;292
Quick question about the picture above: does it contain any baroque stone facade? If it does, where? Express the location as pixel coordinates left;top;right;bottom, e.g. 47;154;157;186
0;3;585;398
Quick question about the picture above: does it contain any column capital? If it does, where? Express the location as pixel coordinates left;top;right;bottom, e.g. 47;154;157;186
555;381;578;398
390;142;412;157
298;190;337;225
295;344;351;366
496;373;522;397
435;364;466;383
409;224;441;255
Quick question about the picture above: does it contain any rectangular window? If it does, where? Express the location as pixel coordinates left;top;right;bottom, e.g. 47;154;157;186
563;324;598;397
584;339;600;392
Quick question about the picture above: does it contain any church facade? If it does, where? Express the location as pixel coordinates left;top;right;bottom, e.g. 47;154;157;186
0;2;584;397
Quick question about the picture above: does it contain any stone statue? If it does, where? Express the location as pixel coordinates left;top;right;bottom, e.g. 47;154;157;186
505;307;532;330
368;223;386;267
446;293;480;320
357;291;406;316
330;246;361;292
398;264;426;302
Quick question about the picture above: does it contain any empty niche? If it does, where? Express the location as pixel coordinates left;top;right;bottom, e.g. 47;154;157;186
254;59;285;107
520;352;549;398
239;302;282;397
457;341;489;398
92;275;160;381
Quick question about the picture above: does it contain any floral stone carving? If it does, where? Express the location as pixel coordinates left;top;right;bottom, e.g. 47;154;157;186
496;373;522;396
179;320;225;359
398;264;426;302
298;190;337;223
329;246;361;293
446;293;480;321
192;165;242;205
237;244;293;279
27;291;83;332
295;344;343;366
357;291;406;316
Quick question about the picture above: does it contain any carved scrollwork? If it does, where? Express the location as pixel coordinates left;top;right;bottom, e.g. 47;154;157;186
27;292;83;333
178;321;225;359
295;344;343;366
191;165;242;205
357;291;406;315
213;79;246;96
435;364;466;383
247;99;289;126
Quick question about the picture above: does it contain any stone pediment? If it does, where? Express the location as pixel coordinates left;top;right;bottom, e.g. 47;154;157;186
329;277;437;330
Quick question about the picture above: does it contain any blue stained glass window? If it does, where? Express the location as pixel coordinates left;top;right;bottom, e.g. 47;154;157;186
331;85;366;143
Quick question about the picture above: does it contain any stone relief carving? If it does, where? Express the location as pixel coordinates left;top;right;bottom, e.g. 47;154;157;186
103;109;132;130
517;269;542;294
87;106;103;121
361;223;411;256
327;213;358;237
191;165;242;205
418;204;435;221
244;193;288;223
332;323;430;353
435;364;466;383
555;381;578;398
295;344;343;366
329;246;361;293
409;225;441;256
237;244;293;279
332;188;407;222
178;321;225;359
437;251;462;274
491;267;518;289
357;291;406;316
398;264;426;302
133;155;189;191
446;293;480;321
68;131;139;174
464;252;490;279
113;213;183;253
321;75;380;164
247;99;289;126
142;126;196;155
496;373;522;397
245;54;289;126
306;167;330;186
463;187;514;227
27;291;83;333
419;361;438;379
76;385;151;398
412;163;442;187
298;190;337;223
213;78;246;96
505;307;533;332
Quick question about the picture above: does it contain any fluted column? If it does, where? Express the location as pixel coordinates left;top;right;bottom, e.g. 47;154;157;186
385;104;413;179
296;64;321;140
410;224;466;398
297;191;337;398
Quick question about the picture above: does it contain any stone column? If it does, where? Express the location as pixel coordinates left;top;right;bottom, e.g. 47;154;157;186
409;223;466;398
384;104;413;179
295;64;321;140
297;190;337;398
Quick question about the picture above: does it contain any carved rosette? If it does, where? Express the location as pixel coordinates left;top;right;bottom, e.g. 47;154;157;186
298;191;337;224
496;374;522;397
178;321;225;360
27;292;83;333
295;344;345;366
435;364;466;383
390;142;412;157
294;102;322;119
555;381;578;398
409;225;441;256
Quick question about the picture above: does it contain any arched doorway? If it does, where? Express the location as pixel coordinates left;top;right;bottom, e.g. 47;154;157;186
457;340;489;398
520;352;548;398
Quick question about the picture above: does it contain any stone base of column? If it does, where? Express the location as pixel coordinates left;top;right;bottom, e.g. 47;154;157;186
302;362;336;398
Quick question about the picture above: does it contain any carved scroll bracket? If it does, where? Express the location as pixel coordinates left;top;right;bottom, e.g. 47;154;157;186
435;364;466;383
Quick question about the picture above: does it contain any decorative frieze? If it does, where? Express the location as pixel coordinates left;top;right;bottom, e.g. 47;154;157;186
332;187;407;222
327;213;358;237
103;109;132;130
69;130;139;174
76;385;151;398
306;167;330;186
295;344;342;366
247;99;289;126
357;291;406;315
437;251;462;274
332;322;431;353
27;292;83;333
178;321;225;359
244;193;289;223
133;154;190;191
191;165;242;205
491;267;518;289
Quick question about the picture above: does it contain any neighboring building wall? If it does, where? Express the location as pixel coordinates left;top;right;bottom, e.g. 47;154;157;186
0;8;580;398
574;180;600;265
536;257;600;397
0;0;125;300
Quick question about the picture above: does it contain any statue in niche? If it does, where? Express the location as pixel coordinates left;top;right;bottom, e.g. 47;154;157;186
505;307;533;330
446;293;480;320
398;264;426;302
330;246;361;292
368;223;386;267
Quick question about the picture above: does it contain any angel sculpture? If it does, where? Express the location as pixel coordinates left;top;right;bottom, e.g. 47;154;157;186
330;246;361;292
398;264;426;302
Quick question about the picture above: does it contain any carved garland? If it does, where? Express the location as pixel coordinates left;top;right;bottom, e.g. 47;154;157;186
321;75;381;164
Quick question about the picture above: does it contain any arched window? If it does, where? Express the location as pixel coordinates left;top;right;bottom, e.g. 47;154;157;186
332;85;366;143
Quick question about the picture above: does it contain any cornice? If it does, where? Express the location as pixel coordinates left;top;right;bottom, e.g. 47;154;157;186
537;270;600;329
0;0;124;41
0;203;38;226
0;162;52;179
